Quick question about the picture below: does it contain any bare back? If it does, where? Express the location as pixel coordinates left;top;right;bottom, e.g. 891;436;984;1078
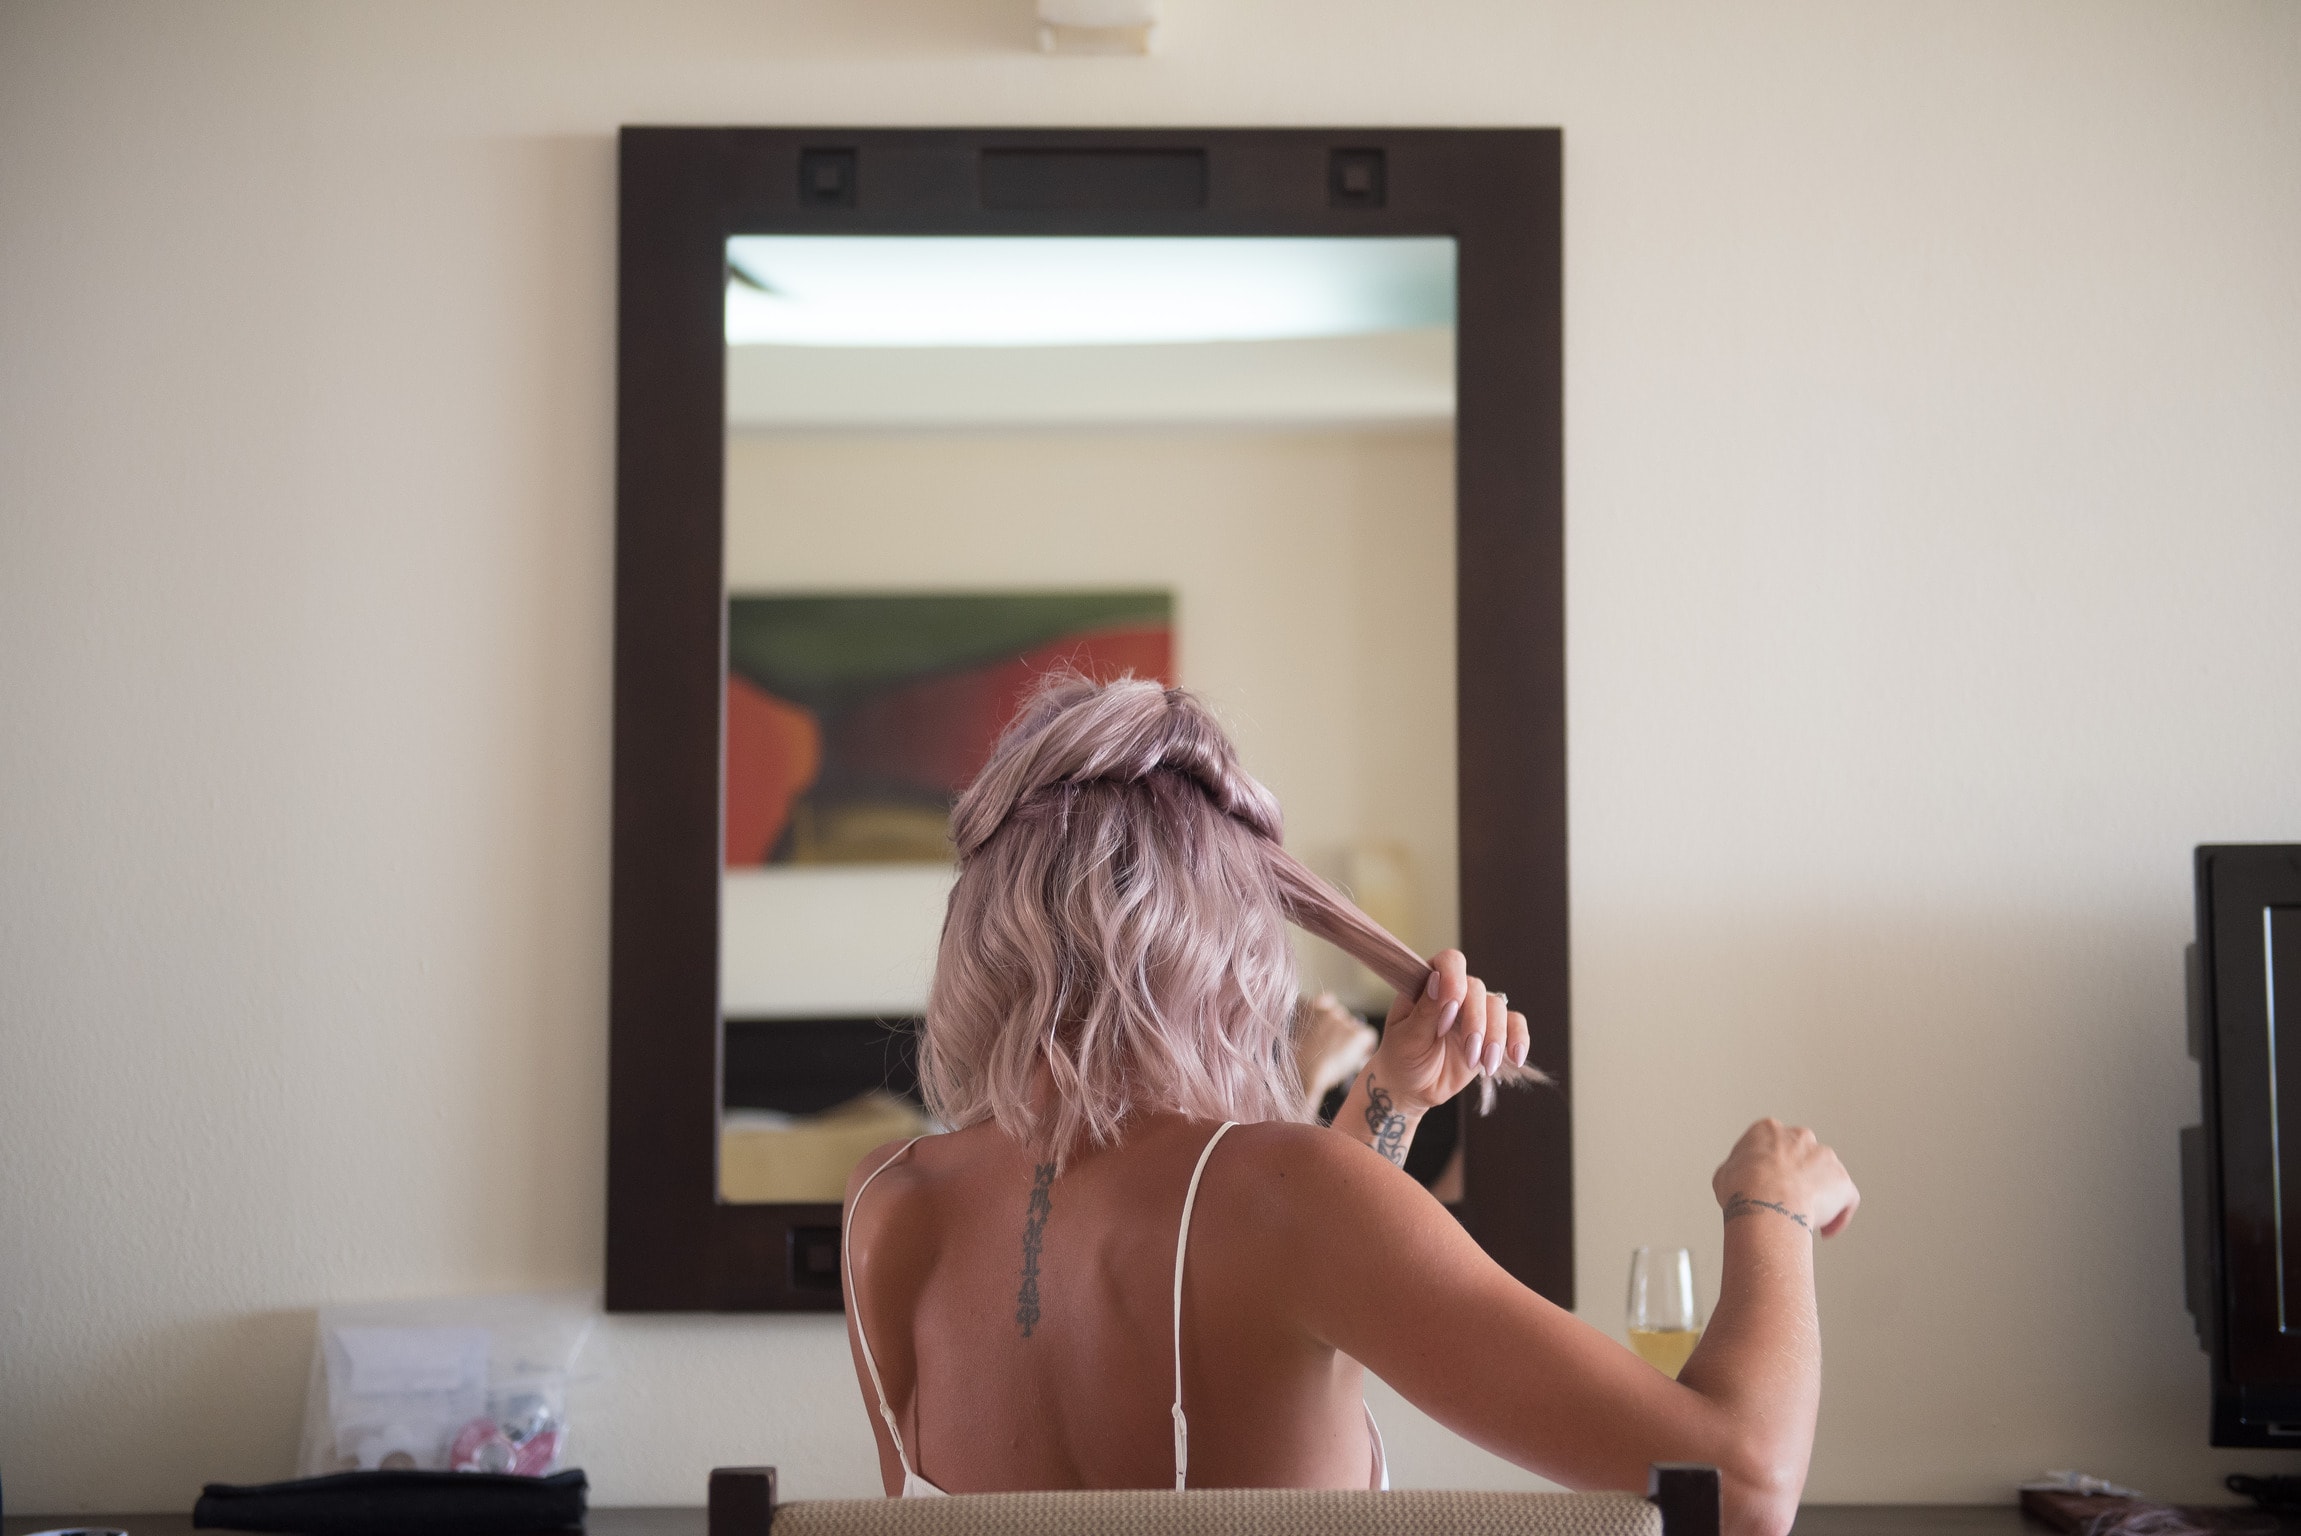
842;1114;1380;1493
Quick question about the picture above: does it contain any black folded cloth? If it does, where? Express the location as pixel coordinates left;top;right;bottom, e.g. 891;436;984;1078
194;1469;586;1536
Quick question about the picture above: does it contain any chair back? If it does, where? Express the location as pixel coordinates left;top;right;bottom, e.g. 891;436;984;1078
709;1466;1719;1536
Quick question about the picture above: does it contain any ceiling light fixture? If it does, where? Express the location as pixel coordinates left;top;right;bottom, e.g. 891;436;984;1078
723;236;1457;349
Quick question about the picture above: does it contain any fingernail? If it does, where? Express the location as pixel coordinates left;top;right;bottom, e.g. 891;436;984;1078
1436;1000;1461;1035
1514;1039;1528;1067
1424;970;1441;1000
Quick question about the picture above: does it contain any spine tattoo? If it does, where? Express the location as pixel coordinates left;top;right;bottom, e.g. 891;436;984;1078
1363;1075;1411;1166
1721;1192;1810;1231
1015;1161;1056;1337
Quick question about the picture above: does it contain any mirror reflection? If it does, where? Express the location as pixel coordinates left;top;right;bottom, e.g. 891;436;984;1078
718;236;1460;1205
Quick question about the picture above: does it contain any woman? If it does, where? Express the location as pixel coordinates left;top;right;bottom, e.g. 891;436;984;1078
843;675;1857;1536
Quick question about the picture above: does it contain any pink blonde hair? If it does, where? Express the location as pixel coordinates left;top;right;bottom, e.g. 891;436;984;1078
920;672;1463;1161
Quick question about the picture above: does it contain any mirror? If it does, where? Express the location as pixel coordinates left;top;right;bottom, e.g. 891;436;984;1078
605;127;1566;1313
716;236;1462;1205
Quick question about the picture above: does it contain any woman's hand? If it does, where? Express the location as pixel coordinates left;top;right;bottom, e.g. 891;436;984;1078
1710;1119;1860;1238
1372;949;1526;1115
1332;950;1527;1167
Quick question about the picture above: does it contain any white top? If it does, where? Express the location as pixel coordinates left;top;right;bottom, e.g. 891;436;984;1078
843;1122;1387;1497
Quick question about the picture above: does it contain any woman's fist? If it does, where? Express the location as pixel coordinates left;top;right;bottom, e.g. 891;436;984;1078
1711;1119;1860;1238
1368;950;1528;1116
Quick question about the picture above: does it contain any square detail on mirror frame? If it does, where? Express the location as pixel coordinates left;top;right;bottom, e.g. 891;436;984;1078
1329;149;1386;209
799;148;858;209
788;1225;842;1291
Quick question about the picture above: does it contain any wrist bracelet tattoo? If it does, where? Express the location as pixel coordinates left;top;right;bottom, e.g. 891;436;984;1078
1721;1192;1810;1231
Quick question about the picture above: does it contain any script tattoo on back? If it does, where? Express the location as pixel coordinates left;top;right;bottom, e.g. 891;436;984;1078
1015;1161;1056;1337
1363;1075;1411;1166
1721;1192;1810;1231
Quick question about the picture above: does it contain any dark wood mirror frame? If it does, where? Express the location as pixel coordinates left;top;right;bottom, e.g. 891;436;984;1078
607;125;1567;1313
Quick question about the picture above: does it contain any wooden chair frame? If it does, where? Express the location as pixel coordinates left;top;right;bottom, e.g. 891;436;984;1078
706;1466;1721;1536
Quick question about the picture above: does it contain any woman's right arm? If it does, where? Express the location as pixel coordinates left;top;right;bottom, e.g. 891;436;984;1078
1253;1117;1857;1536
1329;950;1524;1167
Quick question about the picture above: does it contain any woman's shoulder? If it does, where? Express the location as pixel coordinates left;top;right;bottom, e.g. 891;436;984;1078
843;1120;1011;1209
841;1128;990;1270
1219;1116;1410;1168
846;1135;922;1196
1181;1120;1472;1318
842;1128;952;1214
1202;1118;1431;1223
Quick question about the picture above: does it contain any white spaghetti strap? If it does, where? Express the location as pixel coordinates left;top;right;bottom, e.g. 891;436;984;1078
1365;1401;1390;1490
845;1136;929;1488
1171;1120;1238;1492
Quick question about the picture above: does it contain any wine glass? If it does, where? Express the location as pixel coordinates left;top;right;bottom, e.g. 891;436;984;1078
1627;1246;1702;1377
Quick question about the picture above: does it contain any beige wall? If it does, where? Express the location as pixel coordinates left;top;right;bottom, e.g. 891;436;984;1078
4;0;2300;1515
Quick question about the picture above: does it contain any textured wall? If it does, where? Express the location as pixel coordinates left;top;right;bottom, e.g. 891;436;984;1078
3;0;2299;1514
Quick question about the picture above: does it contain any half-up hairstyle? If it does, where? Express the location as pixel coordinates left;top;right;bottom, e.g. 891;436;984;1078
921;672;1534;1164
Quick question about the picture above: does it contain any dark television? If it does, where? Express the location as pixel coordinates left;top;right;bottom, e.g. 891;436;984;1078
2185;843;2301;1445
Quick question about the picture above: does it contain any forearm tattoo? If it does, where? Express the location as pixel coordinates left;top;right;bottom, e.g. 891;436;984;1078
1722;1192;1810;1231
1363;1075;1411;1166
1015;1161;1055;1337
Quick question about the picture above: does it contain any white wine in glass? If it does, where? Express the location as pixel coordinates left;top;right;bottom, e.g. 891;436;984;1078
1627;1246;1701;1377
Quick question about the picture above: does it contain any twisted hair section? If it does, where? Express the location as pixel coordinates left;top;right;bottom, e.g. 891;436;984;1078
921;672;1540;1162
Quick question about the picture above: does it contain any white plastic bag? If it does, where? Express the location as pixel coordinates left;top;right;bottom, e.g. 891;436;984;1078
297;1292;595;1476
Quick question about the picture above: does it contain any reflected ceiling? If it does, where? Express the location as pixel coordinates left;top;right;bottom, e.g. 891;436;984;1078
725;236;1457;349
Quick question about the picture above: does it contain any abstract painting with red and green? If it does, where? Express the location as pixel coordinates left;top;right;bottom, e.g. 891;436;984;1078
724;590;1174;866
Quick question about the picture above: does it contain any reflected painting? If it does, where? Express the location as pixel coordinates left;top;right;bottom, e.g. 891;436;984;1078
726;592;1174;867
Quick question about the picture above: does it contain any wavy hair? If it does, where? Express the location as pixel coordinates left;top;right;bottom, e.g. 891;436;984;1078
921;672;1521;1162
